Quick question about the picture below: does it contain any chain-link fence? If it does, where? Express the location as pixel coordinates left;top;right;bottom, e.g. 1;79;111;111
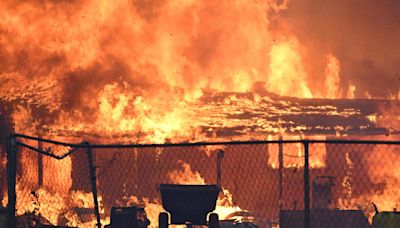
4;134;400;228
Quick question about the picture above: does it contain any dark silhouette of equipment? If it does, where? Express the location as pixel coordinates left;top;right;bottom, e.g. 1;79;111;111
280;209;370;228
158;184;220;227
312;176;335;209
280;176;369;228
372;203;400;227
105;206;150;228
158;151;224;227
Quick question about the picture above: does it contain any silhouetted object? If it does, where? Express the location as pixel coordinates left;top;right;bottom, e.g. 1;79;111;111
105;206;150;228
372;203;400;228
159;184;220;227
372;202;378;214
0;111;12;205
217;149;224;188
159;212;168;228
312;176;335;209
280;209;370;228
0;207;6;228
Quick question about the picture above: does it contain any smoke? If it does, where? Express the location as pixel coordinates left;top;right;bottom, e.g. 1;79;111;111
278;0;400;98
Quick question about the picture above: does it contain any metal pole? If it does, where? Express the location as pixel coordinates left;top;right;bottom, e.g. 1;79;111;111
38;135;43;187
217;150;224;188
7;134;16;228
85;143;101;228
279;136;283;210
304;141;310;228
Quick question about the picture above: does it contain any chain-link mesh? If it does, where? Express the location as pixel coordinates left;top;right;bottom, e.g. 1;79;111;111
13;140;97;227
93;144;282;227
7;138;400;228
304;143;400;227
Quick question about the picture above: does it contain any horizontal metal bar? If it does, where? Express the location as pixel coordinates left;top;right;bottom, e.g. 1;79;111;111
85;140;304;149
54;139;400;149
13;133;400;150
16;141;81;159
308;140;400;145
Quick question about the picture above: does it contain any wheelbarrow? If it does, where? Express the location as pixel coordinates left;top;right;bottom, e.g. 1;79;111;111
158;184;220;228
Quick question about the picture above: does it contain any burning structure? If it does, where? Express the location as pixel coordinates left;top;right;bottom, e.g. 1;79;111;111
0;0;400;227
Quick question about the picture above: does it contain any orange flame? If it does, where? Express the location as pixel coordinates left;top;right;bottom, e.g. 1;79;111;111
0;0;361;144
267;37;313;98
324;54;342;99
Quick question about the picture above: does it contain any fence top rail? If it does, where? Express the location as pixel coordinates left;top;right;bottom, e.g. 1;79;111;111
13;133;400;150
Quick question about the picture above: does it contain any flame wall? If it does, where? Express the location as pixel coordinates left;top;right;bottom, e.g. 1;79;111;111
4;0;395;141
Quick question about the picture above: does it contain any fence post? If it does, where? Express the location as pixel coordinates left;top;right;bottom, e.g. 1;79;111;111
279;136;283;210
216;150;224;188
85;143;101;228
7;133;17;228
304;140;310;228
37;135;43;187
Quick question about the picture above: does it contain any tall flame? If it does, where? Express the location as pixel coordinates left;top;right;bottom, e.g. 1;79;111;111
267;37;312;98
324;54;342;99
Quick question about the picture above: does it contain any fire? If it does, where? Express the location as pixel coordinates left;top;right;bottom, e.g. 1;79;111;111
347;82;357;99
268;135;327;169
167;160;206;185
167;160;243;222
267;37;313;98
337;152;354;210
336;141;400;223
95;82;194;143
42;156;72;194
366;114;378;123
0;0;399;227
124;196;163;228
2;185;107;228
0;0;364;144
100;159;243;228
324;54;341;99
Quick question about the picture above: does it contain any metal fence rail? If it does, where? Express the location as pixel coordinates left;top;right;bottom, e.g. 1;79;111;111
5;133;400;228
